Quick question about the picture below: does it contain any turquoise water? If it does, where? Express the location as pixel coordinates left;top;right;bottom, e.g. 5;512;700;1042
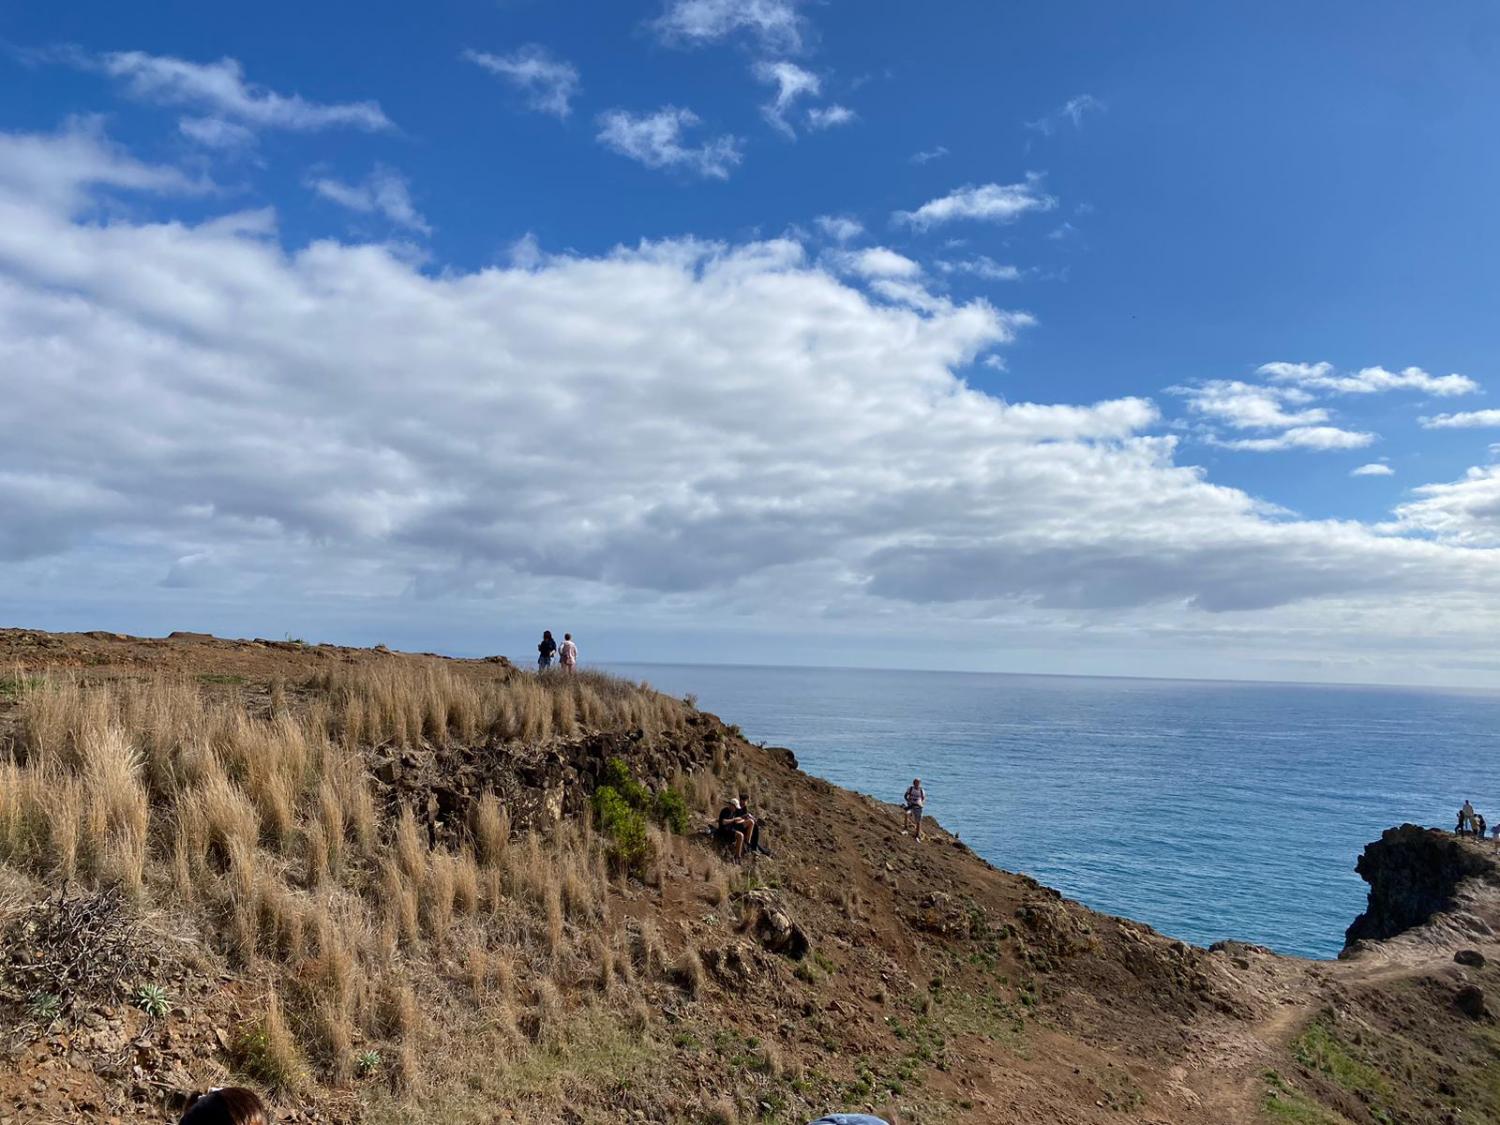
606;663;1500;959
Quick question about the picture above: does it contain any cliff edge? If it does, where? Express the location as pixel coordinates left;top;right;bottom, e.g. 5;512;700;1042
1345;823;1500;954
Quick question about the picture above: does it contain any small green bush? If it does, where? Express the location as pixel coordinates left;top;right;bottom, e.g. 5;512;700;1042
655;787;691;835
593;785;652;875
602;757;651;811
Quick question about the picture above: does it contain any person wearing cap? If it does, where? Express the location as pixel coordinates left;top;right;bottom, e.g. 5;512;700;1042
715;796;754;861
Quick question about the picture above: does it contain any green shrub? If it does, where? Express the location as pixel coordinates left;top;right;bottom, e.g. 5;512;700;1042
655;787;691;835
602;758;651;811
593;785;652;875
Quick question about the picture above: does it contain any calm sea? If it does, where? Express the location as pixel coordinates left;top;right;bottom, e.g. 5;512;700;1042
605;663;1500;959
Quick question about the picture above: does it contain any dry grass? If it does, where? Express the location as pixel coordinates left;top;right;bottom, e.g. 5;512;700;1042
0;659;712;1112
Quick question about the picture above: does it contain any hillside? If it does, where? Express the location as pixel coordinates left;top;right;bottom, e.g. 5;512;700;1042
1;628;1497;1124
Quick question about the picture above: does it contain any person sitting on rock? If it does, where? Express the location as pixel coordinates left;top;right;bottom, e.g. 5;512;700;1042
716;796;753;861
180;1087;270;1124
738;790;771;856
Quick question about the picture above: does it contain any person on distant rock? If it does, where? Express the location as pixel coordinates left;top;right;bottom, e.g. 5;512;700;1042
1476;812;1488;838
537;630;557;670
716;796;753;861
180;1087;270;1125
903;778;926;841
559;632;578;673
1461;799;1477;835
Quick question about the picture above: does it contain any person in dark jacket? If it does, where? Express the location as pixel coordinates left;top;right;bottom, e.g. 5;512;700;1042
537;630;557;670
180;1088;271;1124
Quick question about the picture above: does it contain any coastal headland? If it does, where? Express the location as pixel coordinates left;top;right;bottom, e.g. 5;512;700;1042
1;628;1495;1124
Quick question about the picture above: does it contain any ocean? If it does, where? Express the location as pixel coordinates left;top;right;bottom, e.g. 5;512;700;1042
605;662;1500;959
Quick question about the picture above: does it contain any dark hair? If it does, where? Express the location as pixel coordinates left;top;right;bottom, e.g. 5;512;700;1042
180;1088;271;1125
543;630;553;639
564;633;572;640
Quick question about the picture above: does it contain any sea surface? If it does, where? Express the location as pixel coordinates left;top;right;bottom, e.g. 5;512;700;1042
605;663;1500;959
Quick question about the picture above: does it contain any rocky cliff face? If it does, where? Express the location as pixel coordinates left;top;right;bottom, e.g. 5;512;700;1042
1344;823;1500;951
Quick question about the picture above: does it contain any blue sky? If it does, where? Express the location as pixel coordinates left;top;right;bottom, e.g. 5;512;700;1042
2;1;1500;684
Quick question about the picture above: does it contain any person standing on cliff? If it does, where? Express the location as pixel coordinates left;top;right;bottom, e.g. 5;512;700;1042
903;778;926;842
559;632;578;673
1461;799;1476;835
537;630;557;670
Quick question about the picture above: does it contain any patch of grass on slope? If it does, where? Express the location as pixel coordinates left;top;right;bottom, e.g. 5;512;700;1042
1262;1071;1352;1125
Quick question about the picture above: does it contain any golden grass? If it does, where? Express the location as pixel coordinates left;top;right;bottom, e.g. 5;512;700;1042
0;659;708;1109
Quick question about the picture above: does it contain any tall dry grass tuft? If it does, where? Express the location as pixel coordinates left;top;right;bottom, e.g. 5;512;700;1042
472;790;509;868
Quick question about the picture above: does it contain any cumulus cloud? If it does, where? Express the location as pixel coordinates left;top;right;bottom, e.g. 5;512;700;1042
1260;361;1478;397
596;107;742;178
806;104;855;130
60;48;391;133
814;215;863;242
1026;94;1104;136
0;117;208;213
464;45;581;118
839;247;921;279
1176;380;1329;431
753;60;819;136
1389;466;1500;546
1218;427;1375;452
307;166;430;234
937;256;1022;282
1420;409;1500;429
1351;463;1394;477
653;0;807;52
6;122;1500;674
895;176;1057;229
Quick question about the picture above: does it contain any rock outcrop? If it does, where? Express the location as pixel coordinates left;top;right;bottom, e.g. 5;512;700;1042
1343;824;1500;953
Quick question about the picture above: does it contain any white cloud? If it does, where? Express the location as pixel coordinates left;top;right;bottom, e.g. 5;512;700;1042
839;247;922;279
754;60;820;137
896;176;1057;229
178;116;257;150
1259;361;1478;397
307;166;430;234
1177;380;1328;431
1351;463;1394;477
806;104;855;130
0;117;207;213
1389;466;1500;546
653;0;807;52
69;49;391;132
1218;426;1375;452
7;123;1500;683
596;107;743;179
464;46;580;118
814;215;863;242
937;256;1022;282
1026;94;1104;136
910;146;949;165
1420;409;1500;429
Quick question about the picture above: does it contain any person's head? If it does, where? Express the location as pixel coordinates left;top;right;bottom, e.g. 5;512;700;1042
913;778;921;787
731;796;742;810
564;633;572;641
738;791;750;807
543;630;553;639
180;1088;270;1125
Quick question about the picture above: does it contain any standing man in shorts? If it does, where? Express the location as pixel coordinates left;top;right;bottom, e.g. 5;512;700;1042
903;778;926;842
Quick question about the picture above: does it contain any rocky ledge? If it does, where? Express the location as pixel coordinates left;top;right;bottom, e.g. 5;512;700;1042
1344;823;1500;955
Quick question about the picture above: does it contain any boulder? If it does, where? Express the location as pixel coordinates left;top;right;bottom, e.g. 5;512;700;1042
741;889;809;960
1455;984;1487;1018
1455;949;1487;968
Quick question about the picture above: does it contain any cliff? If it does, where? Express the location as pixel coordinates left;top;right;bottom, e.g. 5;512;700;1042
0;628;1497;1125
1345;823;1500;951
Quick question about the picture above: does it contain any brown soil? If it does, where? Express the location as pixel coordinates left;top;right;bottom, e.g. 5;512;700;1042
1;627;1496;1125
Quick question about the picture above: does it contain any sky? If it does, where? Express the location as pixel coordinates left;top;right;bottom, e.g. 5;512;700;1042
2;0;1500;685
